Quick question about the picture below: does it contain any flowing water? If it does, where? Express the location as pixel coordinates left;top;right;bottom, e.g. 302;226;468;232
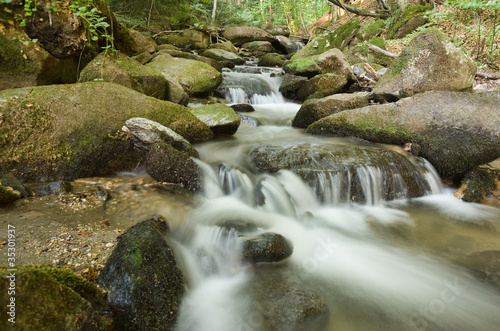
174;65;500;331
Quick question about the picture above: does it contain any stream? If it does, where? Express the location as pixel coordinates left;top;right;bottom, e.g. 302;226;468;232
173;65;500;330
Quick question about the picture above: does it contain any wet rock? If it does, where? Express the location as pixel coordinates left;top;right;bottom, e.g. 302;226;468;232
79;51;167;100
463;251;500;275
307;91;500;177
200;48;246;65
0;82;212;182
1;174;30;198
258;53;285;67
98;216;185;331
190;104;241;136
222;26;276;46
292;92;370;128
249;267;329;331
231;104;255;113
238;114;259;127
216;219;259;233
242;41;276;54
279;74;308;100
33;181;72;196
0;266;106;330
129;29;158;54
373;28;476;102
455;165;500;204
276;35;300;54
242;232;293;264
146;143;201;192
0;185;20;205
124;117;199;158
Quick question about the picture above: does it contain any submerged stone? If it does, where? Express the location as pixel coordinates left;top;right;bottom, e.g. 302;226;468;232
242;232;293;264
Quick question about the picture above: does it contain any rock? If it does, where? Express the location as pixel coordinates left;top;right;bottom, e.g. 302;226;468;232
249;268;329;331
295;73;350;101
200;48;246;65
222;26;276;46
129;29;158;54
292;18;360;60
146;143;201;191
132;51;154;65
79;51;167;100
158;44;181;51
1;174;30;197
284;48;354;80
346;37;393;67
124;117;199;157
463;251;500;275
279;74;308;100
356;19;385;42
0;266;106;330
216;219;258;233
208;41;238;54
387;5;432;39
156;49;223;72
190;104;241;136
258;53;285;67
156;34;196;50
373;28;476;102
98;216;185;330
180;29;211;49
33;181;72;196
0;185;20;205
147;53;222;96
261;24;290;37
242;232;293;264
276;35;301;54
241;41;276;54
292;92;371;128
307;91;500;177
231;104;255;113
455;165;500;204
0;82;212;182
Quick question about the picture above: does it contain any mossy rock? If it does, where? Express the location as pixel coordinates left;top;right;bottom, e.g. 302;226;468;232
284;48;354;80
180;29;211;49
258;53;285;67
279;74;308;101
291;18;360;60
0;185;20;205
387;5;432;40
456;166;500;203
1;173;30;197
346;38;393;67
0;266;106;330
241;41;276;53
307;91;500;177
200;48;246;65
158;49;223;71
129;29;158;54
0;82;213;182
190;103;241;136
98;217;185;330
208;41;238;54
79;51;167;99
157;34;196;50
356;19;385;42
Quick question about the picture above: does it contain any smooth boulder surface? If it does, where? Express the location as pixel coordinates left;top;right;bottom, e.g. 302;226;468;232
293;92;371;128
242;232;293;264
159;49;223;71
284;48;354;80
79;51;167;99
373;28;476;101
222;26;276;46
98;217;185;330
129;29;158;54
0;82;212;182
190;104;241;136
200;48;246;65
258;53;285;67
241;41;276;53
307;91;500;177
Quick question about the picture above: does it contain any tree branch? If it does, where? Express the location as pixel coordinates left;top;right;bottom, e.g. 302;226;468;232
327;0;391;18
368;44;398;58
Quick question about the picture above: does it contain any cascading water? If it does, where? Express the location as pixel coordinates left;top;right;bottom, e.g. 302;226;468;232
174;65;500;331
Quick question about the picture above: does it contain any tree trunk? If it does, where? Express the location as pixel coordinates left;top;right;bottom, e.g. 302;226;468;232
212;0;217;24
298;2;310;36
327;0;390;18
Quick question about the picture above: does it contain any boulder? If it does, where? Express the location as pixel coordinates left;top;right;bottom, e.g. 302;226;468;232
0;185;20;205
190;104;241;136
241;41;276;54
279;74;308;100
276;35;301;54
79;51;167;100
1;174;30;198
145;143;201;192
180;29;211;49
284;48;354;80
346;38;393;67
129;29;158;54
0;267;106;330
261;24;290;37
124;117;199;157
307;91;500;177
200;48;246;65
292;92;371;128
356;19;385;42
33;181;72;196
0;82;212;182
156;34;195;50
455;165;500;204
98;217;185;330
231;104;255;113
373;28;476;102
147;53;222;96
242;232;293;264
208;41;238;54
295;73;351;101
222;26;276;46
258;53;285;67
156;49;223;72
133;51;154;65
387;5;432;39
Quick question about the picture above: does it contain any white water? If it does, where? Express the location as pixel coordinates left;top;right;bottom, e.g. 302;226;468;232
174;66;500;331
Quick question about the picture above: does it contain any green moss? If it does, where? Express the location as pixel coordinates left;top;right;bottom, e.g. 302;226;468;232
283;56;320;77
358;19;385;41
387;5;432;39
0;33;38;74
460;167;498;203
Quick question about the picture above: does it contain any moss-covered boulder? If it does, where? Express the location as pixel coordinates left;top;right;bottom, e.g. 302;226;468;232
190;104;241;136
242;232;293;264
146;53;222;96
258;53;285;67
292;92;371;128
307;91;500;177
297;73;351;100
0;82;212;182
346;38;393;67
455;165;500;204
279;74;308;100
208;41;238;54
129;29;158;54
356;19;385;42
291;18;360;60
241;41;276;54
200;48;246;65
156;34;196;50
97;216;185;330
79;51;167;100
0;266;106;330
284;48;354;80
0;185;20;205
0;28;78;90
387;5;432;40
157;49;223;72
222;26;276;46
261;24;290;37
1;173;30;198
373;28;476;102
180;29;211;49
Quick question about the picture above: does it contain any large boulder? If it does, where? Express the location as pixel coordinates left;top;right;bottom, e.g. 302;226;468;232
292;92;371;128
455;164;500;204
257;53;285;67
222;26;276;46
387;5;432;39
261;24;290;37
0;82;212;182
79;51;167;99
346;37;393;67
373;28;476;102
146;53;222;96
180;29;211;49
241;41;276;54
190;104;241;136
284;48;354;80
98;217;185;330
129;29;158;54
208;41;238;54
156;34;195;50
242;233;293;264
275;35;301;54
307;91;500;177
158;49;223;71
200;48;246;65
279;74;308;100
294;73;351;101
